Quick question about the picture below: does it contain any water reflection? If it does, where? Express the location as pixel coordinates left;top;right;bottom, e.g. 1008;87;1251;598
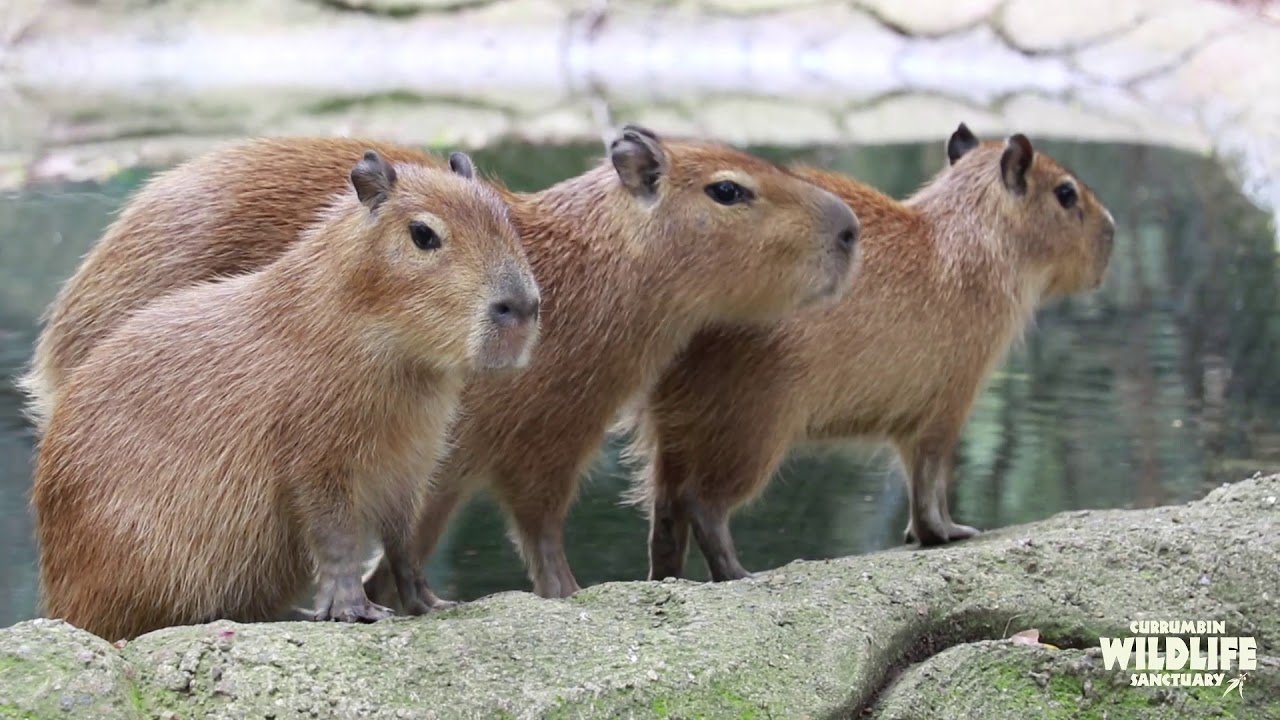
0;140;1276;627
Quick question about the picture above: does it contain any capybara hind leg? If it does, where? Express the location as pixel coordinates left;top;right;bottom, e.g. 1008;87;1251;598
648;449;692;580
364;484;463;611
688;498;751;582
308;515;393;623
380;509;451;617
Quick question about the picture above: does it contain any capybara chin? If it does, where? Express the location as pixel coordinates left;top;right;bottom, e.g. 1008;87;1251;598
32;149;537;641
363;125;860;601
630;124;1116;582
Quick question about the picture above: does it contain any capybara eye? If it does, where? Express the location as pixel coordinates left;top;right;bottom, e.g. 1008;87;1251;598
409;221;442;251
1054;183;1078;210
705;180;752;206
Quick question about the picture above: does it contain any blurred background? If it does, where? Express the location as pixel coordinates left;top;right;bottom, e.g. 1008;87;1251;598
0;0;1277;627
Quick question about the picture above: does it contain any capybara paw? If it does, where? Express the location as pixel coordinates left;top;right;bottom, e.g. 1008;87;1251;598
317;599;395;623
403;583;457;616
533;578;582;599
910;520;980;547
712;566;753;582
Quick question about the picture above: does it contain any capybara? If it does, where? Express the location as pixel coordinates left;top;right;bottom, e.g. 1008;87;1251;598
629;124;1116;582
20;140;500;430
365;126;860;600
23;127;860;602
32;149;539;640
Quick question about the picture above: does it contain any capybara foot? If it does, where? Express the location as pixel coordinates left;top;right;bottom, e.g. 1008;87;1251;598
907;519;981;546
316;597;395;623
532;574;582;599
363;561;456;614
401;579;458;616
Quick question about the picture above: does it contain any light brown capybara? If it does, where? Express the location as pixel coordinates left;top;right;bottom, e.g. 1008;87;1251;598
628;124;1116;582
20;139;487;430
365;126;860;601
32;149;539;640
23;127;860;602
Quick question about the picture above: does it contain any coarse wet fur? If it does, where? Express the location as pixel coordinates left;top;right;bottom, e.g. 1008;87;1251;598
22;128;858;603
628;125;1116;582
32;150;539;641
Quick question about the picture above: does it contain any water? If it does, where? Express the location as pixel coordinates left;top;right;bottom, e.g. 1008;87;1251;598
1;139;1277;628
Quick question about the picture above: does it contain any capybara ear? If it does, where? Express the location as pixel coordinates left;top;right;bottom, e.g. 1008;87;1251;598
449;152;476;180
947;123;979;165
609;124;667;200
350;150;398;211
1000;134;1034;195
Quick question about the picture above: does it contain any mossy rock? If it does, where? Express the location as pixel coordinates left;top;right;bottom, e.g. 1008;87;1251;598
0;475;1276;718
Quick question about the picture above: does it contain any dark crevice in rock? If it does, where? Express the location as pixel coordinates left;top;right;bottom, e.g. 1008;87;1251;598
843;606;1100;718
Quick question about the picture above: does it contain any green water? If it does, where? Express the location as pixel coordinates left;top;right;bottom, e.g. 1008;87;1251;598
1;140;1277;628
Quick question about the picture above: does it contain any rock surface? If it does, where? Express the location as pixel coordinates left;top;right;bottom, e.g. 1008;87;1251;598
1;474;1276;719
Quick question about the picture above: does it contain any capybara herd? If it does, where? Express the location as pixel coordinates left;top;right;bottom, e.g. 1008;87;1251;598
22;123;1114;640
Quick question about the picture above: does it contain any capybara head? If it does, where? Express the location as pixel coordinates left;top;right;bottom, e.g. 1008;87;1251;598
340;150;540;370
608;125;860;322
945;123;1115;297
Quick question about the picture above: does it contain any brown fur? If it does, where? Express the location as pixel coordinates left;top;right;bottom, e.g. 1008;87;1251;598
369;128;861;600
32;151;537;640
24;129;860;603
20;138;458;430
630;127;1116;582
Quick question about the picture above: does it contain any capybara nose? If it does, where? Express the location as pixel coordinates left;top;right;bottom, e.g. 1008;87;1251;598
490;295;539;327
837;226;858;254
823;195;860;256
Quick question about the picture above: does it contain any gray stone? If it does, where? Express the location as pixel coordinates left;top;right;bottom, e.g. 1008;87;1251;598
0;474;1275;718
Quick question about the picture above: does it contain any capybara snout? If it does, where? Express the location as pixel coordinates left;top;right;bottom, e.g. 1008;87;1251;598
488;261;541;326
812;187;861;304
476;261;541;370
1091;210;1116;288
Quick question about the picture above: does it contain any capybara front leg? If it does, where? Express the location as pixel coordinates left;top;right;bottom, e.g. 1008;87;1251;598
309;517;394;623
901;440;979;547
688;498;751;582
647;448;692;580
649;494;691;581
511;507;580;599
